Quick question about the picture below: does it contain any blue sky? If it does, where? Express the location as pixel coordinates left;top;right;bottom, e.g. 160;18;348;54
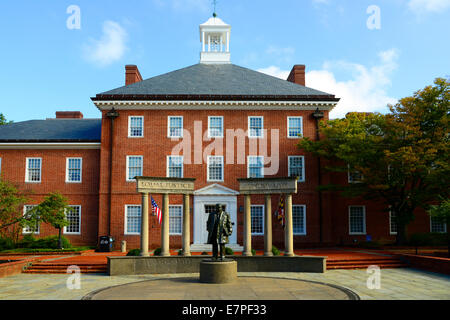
0;0;449;120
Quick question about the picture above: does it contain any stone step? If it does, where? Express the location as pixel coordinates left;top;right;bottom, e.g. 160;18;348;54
327;263;407;270
327;259;402;266
23;268;107;274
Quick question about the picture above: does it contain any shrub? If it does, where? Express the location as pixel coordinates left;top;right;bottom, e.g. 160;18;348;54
409;233;447;247
251;249;257;256
18;235;71;249
153;247;162;256
358;241;382;249
178;249;184;256
127;249;141;256
272;246;281;256
225;247;234;255
201;251;209;255
0;237;15;251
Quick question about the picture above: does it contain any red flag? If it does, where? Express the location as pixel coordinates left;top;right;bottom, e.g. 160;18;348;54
151;196;162;225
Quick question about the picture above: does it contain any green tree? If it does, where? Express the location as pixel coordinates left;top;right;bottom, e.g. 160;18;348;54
31;193;72;249
0;179;29;241
0;113;12;125
298;78;449;245
428;198;450;257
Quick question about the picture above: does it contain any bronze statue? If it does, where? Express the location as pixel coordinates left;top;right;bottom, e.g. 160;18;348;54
207;204;233;260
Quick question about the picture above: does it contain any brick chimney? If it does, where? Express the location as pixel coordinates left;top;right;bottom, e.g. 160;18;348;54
125;65;143;86
287;65;306;86
55;111;83;119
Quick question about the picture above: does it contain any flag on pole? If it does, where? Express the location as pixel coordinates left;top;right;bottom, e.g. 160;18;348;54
151;196;162;225
275;195;285;229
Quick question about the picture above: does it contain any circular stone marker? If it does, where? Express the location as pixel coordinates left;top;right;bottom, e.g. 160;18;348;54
83;276;360;300
199;259;237;284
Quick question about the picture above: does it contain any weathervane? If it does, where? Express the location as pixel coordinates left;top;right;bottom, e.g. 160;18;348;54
212;0;217;17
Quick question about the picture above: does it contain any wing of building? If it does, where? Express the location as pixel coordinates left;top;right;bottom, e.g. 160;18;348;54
0;16;439;251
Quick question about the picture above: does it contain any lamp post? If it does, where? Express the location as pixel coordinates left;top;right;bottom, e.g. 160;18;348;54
312;108;324;243
106;108;119;238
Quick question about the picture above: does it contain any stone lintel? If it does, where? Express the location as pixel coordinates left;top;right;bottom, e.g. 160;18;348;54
238;177;298;195
136;177;196;194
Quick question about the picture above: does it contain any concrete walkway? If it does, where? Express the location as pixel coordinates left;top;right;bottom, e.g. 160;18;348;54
0;268;449;300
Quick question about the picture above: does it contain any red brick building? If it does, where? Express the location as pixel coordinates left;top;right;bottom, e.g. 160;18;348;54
0;16;444;251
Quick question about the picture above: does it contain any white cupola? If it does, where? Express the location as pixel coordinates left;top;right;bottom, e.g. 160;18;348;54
199;15;231;64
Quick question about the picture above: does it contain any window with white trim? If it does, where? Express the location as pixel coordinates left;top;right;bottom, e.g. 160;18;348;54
207;156;224;182
248;156;264;178
287;117;303;138
430;216;447;233
66;158;82;183
251;205;264;235
23;205;39;234
349;206;366;235
248;116;264;138
26;158;41;183
288;156;305;182
128;116;144;137
64;206;81;234
208;116;223;138
293;205;306;235
348;165;364;183
125;205;141;235
168;116;183;138
389;211;398;235
169;205;183;235
126;156;143;181
167;156;183;178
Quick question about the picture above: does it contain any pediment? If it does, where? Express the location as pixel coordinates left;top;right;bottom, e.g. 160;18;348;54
194;184;240;196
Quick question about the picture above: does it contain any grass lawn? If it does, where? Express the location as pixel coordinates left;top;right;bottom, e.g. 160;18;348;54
0;247;95;254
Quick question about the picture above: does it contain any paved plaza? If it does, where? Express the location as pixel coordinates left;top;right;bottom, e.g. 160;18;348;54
0;268;449;300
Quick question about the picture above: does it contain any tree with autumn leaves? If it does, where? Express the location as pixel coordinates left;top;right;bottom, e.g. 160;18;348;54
299;78;449;245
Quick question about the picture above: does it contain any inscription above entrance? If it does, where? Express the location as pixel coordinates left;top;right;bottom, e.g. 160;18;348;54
238;177;298;195
136;177;196;194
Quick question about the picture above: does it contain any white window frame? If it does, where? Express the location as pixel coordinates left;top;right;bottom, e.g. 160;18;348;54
64;205;81;235
22;205;39;235
287;117;303;139
169;205;183;235
288;156;305;182
128;116;144;138
124;205;142;235
247;156;264;178
65;158;82;183
166;155;184;178
208;116;224;138
389;211;398;235
207;156;224;182
126;156;143;182
430;216;447;233
349;206;366;235
248;116;264;138
251;205;265;236
293;205;307;235
167;116;184;138
348;165;364;183
25;157;42;183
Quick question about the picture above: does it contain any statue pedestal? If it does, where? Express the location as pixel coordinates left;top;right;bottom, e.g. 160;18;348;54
199;259;237;284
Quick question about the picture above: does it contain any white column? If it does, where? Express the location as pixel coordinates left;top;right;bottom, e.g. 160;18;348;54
243;195;252;256
284;194;294;257
161;193;170;256
182;194;191;256
140;193;149;257
226;32;230;52
208;35;211;52
264;194;273;256
202;31;205;52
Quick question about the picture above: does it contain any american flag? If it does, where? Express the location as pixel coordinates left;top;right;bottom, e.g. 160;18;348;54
151;197;162;225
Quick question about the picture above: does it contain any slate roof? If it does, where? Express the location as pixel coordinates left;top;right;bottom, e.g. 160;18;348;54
0;119;102;142
93;63;338;101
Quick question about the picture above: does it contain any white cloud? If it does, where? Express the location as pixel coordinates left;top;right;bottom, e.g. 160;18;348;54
153;0;209;13
258;49;400;119
408;0;450;13
83;21;128;67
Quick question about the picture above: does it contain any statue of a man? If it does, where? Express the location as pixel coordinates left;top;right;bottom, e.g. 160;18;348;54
207;204;233;260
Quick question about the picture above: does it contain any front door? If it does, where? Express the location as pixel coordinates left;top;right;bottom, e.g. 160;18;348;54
193;196;237;245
